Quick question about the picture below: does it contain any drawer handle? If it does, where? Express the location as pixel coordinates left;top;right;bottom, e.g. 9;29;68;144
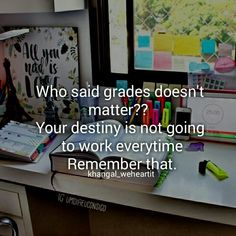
0;217;18;236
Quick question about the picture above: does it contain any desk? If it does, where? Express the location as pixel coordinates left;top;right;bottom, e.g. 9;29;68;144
0;133;236;226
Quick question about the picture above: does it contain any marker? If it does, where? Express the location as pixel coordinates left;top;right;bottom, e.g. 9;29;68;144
157;96;165;114
128;97;134;108
154;100;161;118
152;109;159;125
154;100;160;109
146;100;153;122
122;96;128;107
165;101;172;121
162;108;169;128
142;108;150;126
129;96;142;125
149;92;156;100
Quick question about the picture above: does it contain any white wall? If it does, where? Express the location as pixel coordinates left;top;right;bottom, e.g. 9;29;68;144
0;10;92;87
0;0;54;13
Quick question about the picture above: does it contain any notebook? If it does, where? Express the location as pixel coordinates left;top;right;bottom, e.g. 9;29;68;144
0;120;55;162
50;120;172;186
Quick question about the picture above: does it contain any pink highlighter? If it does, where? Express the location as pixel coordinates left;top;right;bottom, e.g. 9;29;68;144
146;100;153;124
152;109;159;125
142;108;150;126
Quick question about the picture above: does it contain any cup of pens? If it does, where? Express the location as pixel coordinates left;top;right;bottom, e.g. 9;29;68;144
142;96;172;128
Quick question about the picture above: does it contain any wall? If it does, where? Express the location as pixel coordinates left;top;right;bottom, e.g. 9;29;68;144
0;0;53;13
0;10;92;87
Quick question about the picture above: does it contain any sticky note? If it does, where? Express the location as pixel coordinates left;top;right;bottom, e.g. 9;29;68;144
143;82;155;92
116;80;128;90
168;84;181;91
173;35;200;56
156;83;169;90
172;56;186;71
154;52;172;70
153;33;173;52
138;35;150;48
201;39;216;54
135;50;153;69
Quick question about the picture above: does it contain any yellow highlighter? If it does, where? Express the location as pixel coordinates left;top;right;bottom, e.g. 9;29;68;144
199;160;229;181
161;108;169;128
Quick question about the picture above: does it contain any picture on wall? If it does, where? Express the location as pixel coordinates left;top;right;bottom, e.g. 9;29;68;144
0;26;79;120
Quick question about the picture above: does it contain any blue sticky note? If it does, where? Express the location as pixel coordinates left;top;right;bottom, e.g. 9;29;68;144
201;39;216;54
138;35;150;48
116;80;128;90
135;50;153;69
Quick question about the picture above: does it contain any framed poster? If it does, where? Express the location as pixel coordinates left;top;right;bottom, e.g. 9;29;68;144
1;26;79;119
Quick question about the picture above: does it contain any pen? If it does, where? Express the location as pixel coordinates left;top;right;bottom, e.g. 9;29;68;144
129;96;142;125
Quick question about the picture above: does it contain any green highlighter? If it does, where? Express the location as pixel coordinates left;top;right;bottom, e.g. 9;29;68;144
165;101;171;121
199;160;229;181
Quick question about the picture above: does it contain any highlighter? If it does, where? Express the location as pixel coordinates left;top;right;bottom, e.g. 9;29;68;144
161;108;169;128
154;100;161;118
152;109;159;125
157;96;165;114
199;160;229;181
146;100;153;118
142;108;150;126
165;101;172;121
154;100;160;110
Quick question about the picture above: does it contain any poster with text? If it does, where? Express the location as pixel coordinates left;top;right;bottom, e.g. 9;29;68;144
3;26;79;120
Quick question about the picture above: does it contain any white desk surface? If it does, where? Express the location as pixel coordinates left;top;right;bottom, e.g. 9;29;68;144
0;131;236;226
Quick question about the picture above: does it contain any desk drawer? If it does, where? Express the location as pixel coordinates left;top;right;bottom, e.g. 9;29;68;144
0;189;22;217
0;213;26;236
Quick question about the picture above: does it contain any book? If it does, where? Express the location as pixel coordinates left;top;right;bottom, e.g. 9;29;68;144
50;120;172;186
0;120;55;162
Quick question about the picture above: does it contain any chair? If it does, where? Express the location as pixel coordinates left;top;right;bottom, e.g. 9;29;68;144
0;217;18;236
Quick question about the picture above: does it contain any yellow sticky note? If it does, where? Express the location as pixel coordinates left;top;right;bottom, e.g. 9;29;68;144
156;83;169;90
143;82;155;92
153;33;173;52
173;35;200;56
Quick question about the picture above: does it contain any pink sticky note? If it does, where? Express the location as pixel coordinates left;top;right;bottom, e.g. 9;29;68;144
218;43;233;57
154;52;172;70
